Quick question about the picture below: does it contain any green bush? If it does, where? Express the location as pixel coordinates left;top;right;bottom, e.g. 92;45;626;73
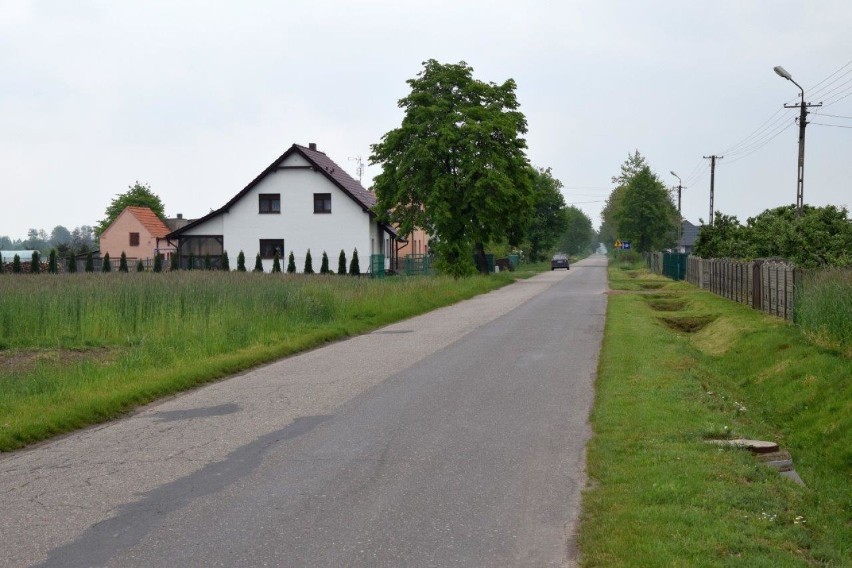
304;249;314;274
102;253;111;273
237;251;246;272
204;253;212;270
67;255;77;273
338;250;346;275
119;252;129;273
220;251;230;271
272;253;282;273
187;252;195;271
349;248;360;276
170;253;179;271
85;252;94;273
153;253;163;273
136;259;145;272
31;252;41;274
320;251;330;274
48;249;58;274
253;253;263;272
287;251;296;274
12;254;22;274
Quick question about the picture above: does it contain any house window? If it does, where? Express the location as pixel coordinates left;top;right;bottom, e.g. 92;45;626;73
129;232;140;247
259;239;284;259
259;194;281;214
314;193;332;214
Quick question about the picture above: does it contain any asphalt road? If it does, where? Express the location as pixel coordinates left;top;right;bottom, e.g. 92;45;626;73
1;255;608;567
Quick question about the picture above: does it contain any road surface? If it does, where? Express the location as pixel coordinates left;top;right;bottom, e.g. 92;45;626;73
1;255;608;567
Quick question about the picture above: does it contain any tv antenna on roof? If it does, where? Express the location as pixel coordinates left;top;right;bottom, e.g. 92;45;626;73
348;155;364;183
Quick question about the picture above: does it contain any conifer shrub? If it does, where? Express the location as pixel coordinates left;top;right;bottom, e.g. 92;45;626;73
253;253;263;272
170;253;179;271
153;253;163;273
48;249;58;274
85;252;94;272
204;253;212;270
320;251;330;274
221;251;230;271
338;249;347;275
237;251;246;272
287;251;296;274
187;252;195;270
119;252;129;273
136;259;145;272
12;254;22;274
272;253;282;273
349;248;360;276
31;252;41;274
304;249;314;274
102;253;111;273
67;255;78;273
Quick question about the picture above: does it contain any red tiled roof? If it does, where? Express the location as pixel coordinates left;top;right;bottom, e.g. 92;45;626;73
125;206;171;238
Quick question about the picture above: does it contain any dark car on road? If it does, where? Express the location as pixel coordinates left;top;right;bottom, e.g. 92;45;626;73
551;254;570;270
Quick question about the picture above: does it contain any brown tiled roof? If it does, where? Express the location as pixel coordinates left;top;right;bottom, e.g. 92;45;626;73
125;206;171;238
294;144;377;210
169;143;389;238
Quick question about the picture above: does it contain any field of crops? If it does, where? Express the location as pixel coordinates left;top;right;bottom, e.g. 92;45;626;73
0;270;534;450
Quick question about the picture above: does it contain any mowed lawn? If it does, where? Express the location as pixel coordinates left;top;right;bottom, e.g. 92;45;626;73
580;264;850;566
0;267;545;451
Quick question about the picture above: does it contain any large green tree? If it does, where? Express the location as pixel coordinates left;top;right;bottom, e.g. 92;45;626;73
525;167;568;262
370;60;534;276
600;150;649;247
95;182;166;236
558;206;595;256
613;166;678;252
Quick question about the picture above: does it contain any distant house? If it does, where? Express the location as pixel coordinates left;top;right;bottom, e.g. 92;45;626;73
167;143;398;272
677;219;700;254
393;226;431;271
99;206;175;262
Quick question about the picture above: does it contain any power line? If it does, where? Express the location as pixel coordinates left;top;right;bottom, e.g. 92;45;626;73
803;60;852;95
720;123;795;165
822;89;852;108
809;75;852;102
813;112;852;119
724;118;794;159
810;122;852;129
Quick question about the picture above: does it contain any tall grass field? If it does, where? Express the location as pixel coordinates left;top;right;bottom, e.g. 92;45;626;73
0;269;540;451
795;268;852;355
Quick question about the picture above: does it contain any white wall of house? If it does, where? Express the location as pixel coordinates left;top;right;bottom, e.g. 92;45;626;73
181;155;381;272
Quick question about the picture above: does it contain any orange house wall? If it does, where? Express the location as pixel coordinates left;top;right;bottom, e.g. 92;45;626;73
396;226;430;257
99;213;173;260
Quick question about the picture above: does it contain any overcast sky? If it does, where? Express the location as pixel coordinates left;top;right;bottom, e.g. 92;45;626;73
2;0;851;240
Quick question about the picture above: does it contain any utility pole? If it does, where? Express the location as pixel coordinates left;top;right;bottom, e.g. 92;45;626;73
670;171;683;243
774;66;821;218
702;155;723;226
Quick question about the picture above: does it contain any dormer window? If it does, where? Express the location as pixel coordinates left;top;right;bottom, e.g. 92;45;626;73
259;194;280;214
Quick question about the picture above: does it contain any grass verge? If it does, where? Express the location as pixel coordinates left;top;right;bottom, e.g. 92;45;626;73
0;266;546;451
580;266;850;566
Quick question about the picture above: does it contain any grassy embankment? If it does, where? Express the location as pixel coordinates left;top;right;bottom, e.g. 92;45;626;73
580;263;850;566
0;265;546;451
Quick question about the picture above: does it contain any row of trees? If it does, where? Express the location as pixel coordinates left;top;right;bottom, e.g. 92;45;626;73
370;59;596;276
0;226;96;257
693;205;852;268
3;249;367;275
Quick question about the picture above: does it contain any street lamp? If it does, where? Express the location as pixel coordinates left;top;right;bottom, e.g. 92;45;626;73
774;65;818;217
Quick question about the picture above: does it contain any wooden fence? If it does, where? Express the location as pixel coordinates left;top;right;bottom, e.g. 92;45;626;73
683;257;802;320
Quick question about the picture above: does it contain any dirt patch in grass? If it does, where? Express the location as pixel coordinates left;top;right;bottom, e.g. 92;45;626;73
659;315;716;334
0;347;119;376
639;282;666;290
646;298;689;312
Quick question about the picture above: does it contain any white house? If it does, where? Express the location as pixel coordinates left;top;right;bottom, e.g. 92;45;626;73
167;143;397;272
